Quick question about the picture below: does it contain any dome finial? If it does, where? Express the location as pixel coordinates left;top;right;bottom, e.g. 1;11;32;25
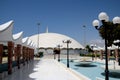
46;26;48;33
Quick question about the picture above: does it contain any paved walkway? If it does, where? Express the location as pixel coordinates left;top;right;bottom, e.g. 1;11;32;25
3;59;81;80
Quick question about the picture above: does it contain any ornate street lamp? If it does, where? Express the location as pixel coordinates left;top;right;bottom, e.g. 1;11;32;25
63;40;71;68
113;16;120;24
93;12;120;80
92;12;109;80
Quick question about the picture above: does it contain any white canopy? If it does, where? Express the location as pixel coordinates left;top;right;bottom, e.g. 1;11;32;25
0;20;36;49
22;37;29;46
13;31;23;44
27;39;32;47
90;44;104;51
0;20;14;42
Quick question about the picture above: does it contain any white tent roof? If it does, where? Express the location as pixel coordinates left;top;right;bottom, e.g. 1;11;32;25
29;41;35;48
90;44;104;51
0;20;36;48
93;46;104;51
108;44;118;50
13;31;23;44
29;32;84;49
22;37;29;46
27;39;32;47
0;20;14;42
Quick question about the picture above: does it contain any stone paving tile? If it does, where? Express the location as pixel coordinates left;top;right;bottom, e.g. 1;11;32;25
3;59;81;80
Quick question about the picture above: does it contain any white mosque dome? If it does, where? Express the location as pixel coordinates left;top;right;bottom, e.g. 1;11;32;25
29;32;84;49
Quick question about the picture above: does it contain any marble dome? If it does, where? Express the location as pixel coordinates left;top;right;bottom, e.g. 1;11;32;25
29;32;84;49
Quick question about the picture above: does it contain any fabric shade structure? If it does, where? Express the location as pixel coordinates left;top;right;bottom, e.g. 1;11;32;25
108;44;118;50
0;20;15;74
13;31;23;44
90;44;104;51
22;37;36;48
0;20;35;74
27;39;32;47
29;32;84;49
30;41;36;48
22;37;29;46
0;20;14;42
90;44;119;51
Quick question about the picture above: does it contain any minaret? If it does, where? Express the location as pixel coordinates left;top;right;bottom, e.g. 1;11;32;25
46;26;48;33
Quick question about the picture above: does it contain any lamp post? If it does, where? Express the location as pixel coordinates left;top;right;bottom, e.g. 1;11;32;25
53;48;56;60
92;12;109;80
90;44;94;61
83;25;86;47
63;40;71;68
57;45;62;62
37;23;40;54
93;12;120;80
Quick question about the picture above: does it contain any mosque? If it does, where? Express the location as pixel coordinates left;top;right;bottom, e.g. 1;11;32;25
0;20;84;56
29;28;84;55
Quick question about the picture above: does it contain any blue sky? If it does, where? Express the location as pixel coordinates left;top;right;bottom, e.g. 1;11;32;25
0;0;120;46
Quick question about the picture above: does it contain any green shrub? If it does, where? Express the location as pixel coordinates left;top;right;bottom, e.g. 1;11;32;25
38;52;44;58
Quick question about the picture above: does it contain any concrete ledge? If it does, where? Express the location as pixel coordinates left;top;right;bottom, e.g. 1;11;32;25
96;77;104;80
0;71;8;80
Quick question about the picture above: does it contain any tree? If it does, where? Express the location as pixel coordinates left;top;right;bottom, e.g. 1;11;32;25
114;24;120;40
85;45;93;53
98;22;120;47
